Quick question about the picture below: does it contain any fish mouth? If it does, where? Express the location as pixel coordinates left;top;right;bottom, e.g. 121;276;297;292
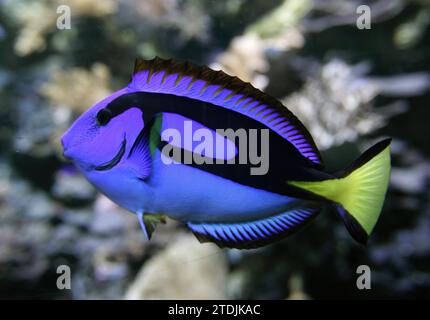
95;136;127;171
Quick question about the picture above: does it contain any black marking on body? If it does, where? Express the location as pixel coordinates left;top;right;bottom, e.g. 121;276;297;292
95;136;127;171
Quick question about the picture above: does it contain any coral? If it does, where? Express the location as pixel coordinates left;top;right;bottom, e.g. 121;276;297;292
247;0;312;38
4;0;117;56
214;33;269;88
124;234;227;299
41;63;112;113
283;59;383;149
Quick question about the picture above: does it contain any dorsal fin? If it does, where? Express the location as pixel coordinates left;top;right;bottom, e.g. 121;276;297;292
130;57;323;167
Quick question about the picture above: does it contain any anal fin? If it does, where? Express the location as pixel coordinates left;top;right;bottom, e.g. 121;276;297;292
187;205;320;249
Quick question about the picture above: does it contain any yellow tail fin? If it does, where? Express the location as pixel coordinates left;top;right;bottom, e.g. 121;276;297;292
289;139;391;244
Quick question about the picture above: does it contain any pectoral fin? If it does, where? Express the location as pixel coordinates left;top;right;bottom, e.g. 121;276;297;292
128;114;163;180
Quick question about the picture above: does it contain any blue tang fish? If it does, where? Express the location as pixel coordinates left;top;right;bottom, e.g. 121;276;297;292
61;57;391;249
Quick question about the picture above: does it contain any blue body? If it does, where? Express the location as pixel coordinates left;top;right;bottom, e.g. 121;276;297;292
85;146;297;222
61;58;326;248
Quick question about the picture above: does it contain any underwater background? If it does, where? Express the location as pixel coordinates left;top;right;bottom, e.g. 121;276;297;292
0;0;429;299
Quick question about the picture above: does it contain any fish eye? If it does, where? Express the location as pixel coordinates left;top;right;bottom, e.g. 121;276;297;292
96;109;112;126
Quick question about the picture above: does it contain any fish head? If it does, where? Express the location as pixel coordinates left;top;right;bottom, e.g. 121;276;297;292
61;89;143;171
